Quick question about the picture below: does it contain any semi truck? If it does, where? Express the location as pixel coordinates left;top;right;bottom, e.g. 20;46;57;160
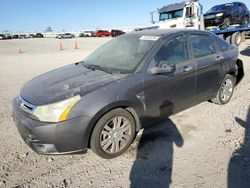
149;0;250;46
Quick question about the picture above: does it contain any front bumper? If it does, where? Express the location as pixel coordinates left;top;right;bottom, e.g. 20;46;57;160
12;100;91;155
204;17;224;26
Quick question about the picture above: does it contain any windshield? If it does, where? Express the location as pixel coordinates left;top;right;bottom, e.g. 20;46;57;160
159;9;183;21
207;4;231;13
83;35;158;73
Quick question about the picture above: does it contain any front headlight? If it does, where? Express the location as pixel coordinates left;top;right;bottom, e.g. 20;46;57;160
33;95;81;123
215;13;224;17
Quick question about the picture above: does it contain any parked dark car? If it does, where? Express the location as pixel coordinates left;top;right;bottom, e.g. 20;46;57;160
56;33;74;39
28;34;35;38
111;29;125;37
0;34;5;40
35;33;44;38
12;34;19;39
4;34;13;39
12;29;244;158
204;2;250;28
19;34;28;39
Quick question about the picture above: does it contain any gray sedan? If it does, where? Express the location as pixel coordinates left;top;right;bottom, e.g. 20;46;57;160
13;29;244;158
56;33;74;39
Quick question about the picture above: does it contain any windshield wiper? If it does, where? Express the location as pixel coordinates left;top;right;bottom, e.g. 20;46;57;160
80;62;94;70
82;64;113;74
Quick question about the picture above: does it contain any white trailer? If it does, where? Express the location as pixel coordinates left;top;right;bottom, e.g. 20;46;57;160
150;0;250;46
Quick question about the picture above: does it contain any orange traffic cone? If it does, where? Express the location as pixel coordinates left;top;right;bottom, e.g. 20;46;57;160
74;40;78;49
59;41;64;50
16;46;22;53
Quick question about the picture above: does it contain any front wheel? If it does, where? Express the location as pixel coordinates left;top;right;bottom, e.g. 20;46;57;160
241;16;249;26
221;17;231;29
90;108;136;158
212;74;236;105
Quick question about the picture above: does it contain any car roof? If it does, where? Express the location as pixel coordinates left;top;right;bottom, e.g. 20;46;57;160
127;29;211;38
214;2;245;6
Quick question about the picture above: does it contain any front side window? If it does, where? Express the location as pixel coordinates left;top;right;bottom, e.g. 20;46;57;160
232;4;239;12
149;35;189;68
190;34;216;58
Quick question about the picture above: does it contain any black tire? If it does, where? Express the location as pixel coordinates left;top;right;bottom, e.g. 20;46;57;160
90;108;136;158
212;74;236;105
221;17;231;29
231;32;242;46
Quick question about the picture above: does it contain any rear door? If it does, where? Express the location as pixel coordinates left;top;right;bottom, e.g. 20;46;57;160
189;33;223;102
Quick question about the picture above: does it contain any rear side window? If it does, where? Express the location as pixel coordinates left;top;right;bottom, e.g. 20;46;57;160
190;34;216;58
216;37;233;51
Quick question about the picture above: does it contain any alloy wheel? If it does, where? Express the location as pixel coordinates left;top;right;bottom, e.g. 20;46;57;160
220;79;233;102
100;116;132;153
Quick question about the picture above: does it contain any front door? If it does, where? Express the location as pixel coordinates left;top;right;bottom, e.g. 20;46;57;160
142;34;196;125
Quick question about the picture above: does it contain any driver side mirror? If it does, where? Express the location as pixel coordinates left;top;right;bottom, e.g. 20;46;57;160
149;61;176;75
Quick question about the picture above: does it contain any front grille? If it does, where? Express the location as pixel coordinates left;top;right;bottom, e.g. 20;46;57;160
204;15;215;19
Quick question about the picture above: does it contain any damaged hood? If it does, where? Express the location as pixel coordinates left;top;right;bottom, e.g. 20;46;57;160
20;64;126;105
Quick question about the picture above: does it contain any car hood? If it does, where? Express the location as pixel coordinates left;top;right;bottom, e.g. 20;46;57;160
20;64;126;105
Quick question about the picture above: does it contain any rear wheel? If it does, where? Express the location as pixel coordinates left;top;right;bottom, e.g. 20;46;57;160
212;74;235;105
90;108;136;158
231;32;242;46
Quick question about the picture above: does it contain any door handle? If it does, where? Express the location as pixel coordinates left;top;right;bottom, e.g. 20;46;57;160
216;55;224;61
183;66;193;72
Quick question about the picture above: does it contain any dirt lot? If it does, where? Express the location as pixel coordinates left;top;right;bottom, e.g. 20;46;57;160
0;37;250;188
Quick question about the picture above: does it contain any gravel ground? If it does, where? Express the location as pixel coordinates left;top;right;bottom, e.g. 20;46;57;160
0;37;249;188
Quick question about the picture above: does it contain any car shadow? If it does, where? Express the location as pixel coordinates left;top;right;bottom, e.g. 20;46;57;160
228;107;250;188
240;46;250;56
129;102;184;188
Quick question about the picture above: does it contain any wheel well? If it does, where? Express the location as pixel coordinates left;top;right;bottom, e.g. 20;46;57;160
227;71;235;77
87;106;141;148
235;59;244;85
226;59;244;86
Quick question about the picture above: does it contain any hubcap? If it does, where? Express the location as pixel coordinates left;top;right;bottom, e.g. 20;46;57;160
220;79;233;102
100;116;132;153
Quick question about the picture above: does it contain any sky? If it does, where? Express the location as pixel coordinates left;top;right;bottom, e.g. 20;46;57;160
1;0;250;32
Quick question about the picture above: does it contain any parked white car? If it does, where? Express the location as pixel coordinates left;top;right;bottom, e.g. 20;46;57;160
79;31;93;37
